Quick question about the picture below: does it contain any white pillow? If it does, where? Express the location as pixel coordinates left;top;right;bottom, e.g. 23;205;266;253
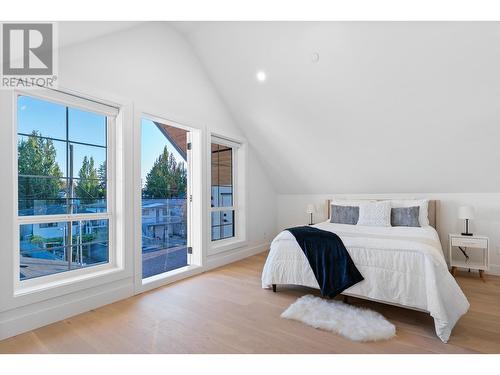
357;201;392;227
391;199;429;226
330;198;375;208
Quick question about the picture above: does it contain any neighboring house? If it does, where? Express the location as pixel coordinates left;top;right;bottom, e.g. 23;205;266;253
141;198;187;250
20;200;108;241
211;185;233;207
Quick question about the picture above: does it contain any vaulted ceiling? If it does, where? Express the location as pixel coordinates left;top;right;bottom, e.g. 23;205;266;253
172;22;500;194
59;22;142;48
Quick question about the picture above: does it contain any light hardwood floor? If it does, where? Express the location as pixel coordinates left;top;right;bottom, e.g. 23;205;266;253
1;252;499;354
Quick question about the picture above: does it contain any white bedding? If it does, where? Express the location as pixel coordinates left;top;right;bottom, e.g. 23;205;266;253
262;221;470;343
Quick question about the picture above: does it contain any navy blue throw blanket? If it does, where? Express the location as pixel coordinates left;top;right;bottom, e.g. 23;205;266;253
287;226;364;298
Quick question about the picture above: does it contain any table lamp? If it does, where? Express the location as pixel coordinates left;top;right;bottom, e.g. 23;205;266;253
306;204;315;225
458;206;475;236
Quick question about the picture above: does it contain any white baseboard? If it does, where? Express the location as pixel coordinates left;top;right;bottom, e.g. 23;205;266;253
487;263;500;276
205;242;270;271
0;281;133;341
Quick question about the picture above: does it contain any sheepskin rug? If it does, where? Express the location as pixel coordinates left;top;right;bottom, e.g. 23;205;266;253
281;295;396;342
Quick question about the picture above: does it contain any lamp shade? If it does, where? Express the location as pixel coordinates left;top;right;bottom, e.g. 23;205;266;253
458;206;475;220
306;204;315;214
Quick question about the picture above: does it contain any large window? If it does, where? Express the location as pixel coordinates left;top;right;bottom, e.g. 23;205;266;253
210;137;237;241
16;93;117;282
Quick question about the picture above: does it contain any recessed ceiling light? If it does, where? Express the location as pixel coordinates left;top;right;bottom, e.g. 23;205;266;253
312;52;320;63
256;70;267;82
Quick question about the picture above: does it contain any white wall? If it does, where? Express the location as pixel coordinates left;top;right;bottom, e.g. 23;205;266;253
0;22;276;340
277;193;500;275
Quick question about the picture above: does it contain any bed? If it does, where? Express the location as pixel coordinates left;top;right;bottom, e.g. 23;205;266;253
261;199;470;343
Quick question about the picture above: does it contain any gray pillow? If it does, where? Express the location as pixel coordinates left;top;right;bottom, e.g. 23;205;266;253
330;205;359;225
391;206;420;227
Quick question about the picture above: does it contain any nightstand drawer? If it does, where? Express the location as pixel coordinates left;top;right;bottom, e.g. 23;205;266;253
451;237;487;249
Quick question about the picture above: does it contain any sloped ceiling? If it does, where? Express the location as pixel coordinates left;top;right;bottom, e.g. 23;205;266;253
173;22;500;194
58;22;142;49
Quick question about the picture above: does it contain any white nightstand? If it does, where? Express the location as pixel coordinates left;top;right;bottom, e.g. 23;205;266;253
449;234;489;280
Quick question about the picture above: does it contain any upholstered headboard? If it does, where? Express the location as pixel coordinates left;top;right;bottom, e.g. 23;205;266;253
427;200;437;229
326;199;438;230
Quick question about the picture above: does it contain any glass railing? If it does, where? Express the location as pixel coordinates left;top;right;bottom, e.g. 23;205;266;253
141;198;188;278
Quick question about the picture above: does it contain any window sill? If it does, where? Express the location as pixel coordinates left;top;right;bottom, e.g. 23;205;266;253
208;238;247;256
138;265;203;293
14;264;124;298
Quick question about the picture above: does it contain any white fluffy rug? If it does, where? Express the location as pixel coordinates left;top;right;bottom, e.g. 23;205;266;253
281;295;396;342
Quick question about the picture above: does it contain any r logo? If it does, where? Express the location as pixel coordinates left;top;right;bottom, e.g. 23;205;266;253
2;23;53;75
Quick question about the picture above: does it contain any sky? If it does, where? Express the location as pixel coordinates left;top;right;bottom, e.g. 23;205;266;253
141;119;185;187
17;95;186;183
18;95;107;176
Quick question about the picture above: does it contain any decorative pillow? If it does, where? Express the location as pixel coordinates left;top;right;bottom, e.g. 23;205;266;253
391;206;420;227
330;205;359;225
391;199;429;226
357;201;391;227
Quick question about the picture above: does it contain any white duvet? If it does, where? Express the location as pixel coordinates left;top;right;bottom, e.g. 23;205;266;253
262;221;470;343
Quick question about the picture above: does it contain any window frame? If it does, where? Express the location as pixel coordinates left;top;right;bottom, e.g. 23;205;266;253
139;114;193;280
13;89;120;293
134;112;204;294
209;134;245;251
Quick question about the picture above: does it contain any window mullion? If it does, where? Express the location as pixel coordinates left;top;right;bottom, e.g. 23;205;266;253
18;213;111;224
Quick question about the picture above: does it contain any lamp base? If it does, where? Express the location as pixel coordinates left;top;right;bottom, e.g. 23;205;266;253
462;219;473;237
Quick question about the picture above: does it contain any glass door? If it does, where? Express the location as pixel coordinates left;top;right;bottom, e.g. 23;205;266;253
140;118;190;279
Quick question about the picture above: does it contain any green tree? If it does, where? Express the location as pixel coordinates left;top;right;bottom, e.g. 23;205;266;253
75;156;101;204
143;146;187;199
97;161;106;198
18;131;63;210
